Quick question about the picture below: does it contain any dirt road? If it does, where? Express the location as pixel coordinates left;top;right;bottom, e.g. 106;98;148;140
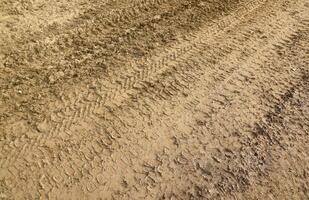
0;0;308;199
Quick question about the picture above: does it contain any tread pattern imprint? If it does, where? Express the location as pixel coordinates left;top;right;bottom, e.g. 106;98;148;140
0;0;308;199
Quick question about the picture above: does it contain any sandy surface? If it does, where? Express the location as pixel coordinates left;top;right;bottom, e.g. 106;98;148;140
0;0;308;199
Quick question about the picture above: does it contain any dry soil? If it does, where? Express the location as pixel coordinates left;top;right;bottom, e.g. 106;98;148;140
0;0;308;199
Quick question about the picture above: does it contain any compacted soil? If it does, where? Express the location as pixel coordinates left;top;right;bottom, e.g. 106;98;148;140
0;0;308;199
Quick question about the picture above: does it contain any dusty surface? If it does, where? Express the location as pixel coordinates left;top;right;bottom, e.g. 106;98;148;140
0;0;308;199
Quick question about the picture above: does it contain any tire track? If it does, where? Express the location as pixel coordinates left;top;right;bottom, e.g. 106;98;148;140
65;5;308;198
76;12;307;199
0;0;266;168
0;0;243;142
2;0;307;197
119;19;308;200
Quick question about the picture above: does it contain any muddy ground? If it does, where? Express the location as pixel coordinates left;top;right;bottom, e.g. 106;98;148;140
0;0;308;199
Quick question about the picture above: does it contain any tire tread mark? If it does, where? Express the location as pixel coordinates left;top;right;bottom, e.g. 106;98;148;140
0;0;269;167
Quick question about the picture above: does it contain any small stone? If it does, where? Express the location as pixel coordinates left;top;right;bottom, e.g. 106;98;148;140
56;71;65;78
48;76;55;83
199;2;207;6
153;15;161;20
47;65;55;69
36;120;49;133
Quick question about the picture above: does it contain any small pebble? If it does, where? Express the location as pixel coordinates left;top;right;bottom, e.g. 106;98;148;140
153;15;161;20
